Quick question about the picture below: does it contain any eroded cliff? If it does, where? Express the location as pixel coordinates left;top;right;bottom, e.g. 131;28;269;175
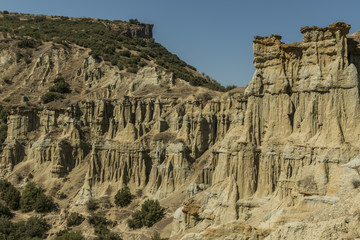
2;20;360;240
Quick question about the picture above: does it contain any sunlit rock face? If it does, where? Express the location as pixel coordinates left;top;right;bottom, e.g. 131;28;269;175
4;20;360;240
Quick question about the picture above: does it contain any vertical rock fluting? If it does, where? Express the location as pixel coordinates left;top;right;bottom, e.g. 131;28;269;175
175;22;360;236
0;93;246;201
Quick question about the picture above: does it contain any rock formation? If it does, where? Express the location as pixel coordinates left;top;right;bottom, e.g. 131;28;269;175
2;19;360;240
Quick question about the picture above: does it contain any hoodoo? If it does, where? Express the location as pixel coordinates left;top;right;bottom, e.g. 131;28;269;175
1;14;360;239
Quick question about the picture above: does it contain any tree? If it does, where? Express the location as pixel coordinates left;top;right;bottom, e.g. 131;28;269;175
67;212;84;227
34;192;56;213
41;92;61;103
0;202;12;218
20;182;41;212
86;198;98;211
127;199;164;229
0;179;20;210
114;186;132;207
55;230;85;240
20;182;55;213
24;216;50;239
151;232;169;240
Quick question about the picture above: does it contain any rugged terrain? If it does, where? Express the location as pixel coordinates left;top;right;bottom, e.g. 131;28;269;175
1;12;360;240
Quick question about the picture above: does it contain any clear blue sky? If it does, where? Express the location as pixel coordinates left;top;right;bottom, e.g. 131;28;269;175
2;0;360;87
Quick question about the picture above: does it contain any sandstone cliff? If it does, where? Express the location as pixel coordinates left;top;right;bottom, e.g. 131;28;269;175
2;19;360;240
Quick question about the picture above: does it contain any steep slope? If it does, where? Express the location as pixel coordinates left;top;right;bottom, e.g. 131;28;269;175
173;22;360;240
2;12;360;240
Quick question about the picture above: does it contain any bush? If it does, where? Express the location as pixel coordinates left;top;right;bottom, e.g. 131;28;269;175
20;182;55;213
127;199;164;229
41;92;61;103
86;198;98;211
55;230;85;240
129;19;139;24
0;202;12;218
17;38;39;48
114;186;132;207
94;225;122;240
151;232;168;240
24;216;50;238
49;75;71;93
0;124;7;145
126;67;138;73
0;179;21;210
88;211;107;227
67;212;84;227
20;182;40;212
119;50;131;57
34;192;56;213
0;216;12;235
0;108;8;123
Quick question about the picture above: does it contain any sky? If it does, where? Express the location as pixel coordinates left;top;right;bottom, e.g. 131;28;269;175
1;0;360;87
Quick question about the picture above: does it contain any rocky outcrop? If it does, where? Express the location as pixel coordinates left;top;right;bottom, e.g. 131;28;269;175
170;22;360;239
3;18;360;240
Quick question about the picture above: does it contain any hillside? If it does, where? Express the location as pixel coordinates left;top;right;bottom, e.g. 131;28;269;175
1;12;360;240
0;12;234;108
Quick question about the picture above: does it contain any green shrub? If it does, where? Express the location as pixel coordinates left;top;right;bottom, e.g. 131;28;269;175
114;186;132;207
129;19;139;24
49;75;71;93
34;192;56;213
0;108;8;123
2;216;49;239
0;216;12;235
127;199;164;229
94;225;122;240
88;211;107;227
0;179;21;210
55;230;85;240
20;182;55;213
17;38;39;48
119;50;131;57
20;182;40;212
0;202;12;218
126;67;138;73
24;216;50;238
0;124;8;146
86;198;98;211
41;92;61;103
151;232;168;240
67;212;84;227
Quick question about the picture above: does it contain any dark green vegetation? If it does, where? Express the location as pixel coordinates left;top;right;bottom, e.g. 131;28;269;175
88;212;122;240
86;198;98;211
0;107;8;151
0;202;12;218
0;215;49;239
55;230;85;240
151;231;169;240
0;179;21;210
114;186;132;207
41;92;62;103
0;12;236;91
0;178;164;238
49;75;71;94
41;74;70;103
67;212;84;227
20;181;56;213
127;199;164;229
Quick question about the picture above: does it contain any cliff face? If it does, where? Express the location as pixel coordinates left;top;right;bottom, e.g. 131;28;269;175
2;21;360;240
173;22;360;239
